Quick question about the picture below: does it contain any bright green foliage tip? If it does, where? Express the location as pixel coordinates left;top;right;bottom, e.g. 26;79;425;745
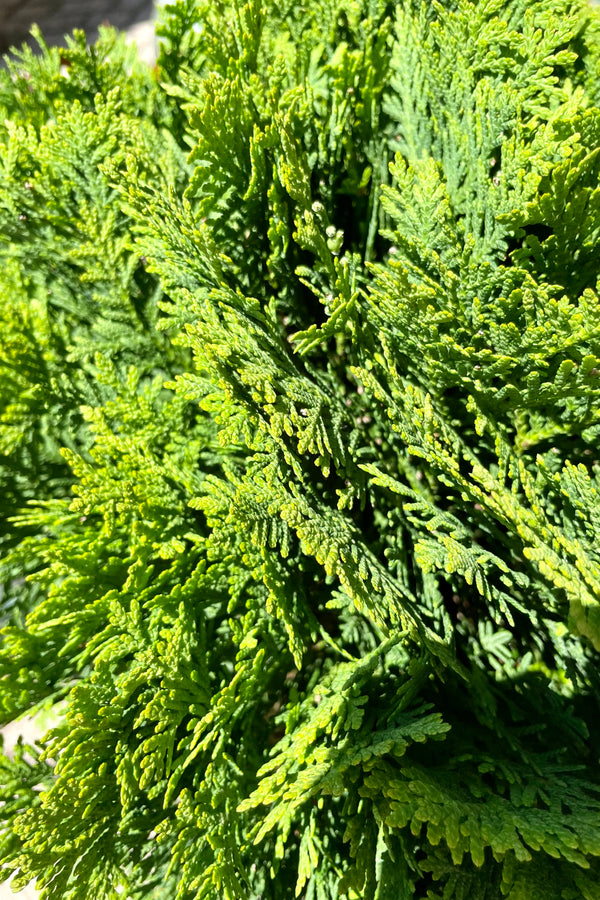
1;1;600;897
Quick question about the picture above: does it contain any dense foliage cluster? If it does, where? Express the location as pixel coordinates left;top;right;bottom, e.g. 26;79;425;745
2;1;600;896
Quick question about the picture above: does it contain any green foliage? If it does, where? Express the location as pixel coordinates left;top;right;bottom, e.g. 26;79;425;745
1;1;600;897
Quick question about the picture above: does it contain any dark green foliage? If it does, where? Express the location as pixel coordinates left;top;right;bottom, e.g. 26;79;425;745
1;1;600;897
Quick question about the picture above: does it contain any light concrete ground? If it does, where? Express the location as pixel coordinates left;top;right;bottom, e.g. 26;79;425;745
0;875;39;899
125;17;156;65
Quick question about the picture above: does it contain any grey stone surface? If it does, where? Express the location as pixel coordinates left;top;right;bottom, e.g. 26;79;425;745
0;0;155;54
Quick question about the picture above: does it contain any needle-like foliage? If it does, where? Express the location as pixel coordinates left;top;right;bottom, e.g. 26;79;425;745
2;2;600;897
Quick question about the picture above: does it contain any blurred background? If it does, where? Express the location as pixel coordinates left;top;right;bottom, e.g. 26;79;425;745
0;0;156;61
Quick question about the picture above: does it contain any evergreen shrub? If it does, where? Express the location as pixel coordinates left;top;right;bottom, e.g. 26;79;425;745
2;1;600;897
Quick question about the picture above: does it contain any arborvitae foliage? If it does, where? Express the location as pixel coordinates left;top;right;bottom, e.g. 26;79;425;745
2;1;600;896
